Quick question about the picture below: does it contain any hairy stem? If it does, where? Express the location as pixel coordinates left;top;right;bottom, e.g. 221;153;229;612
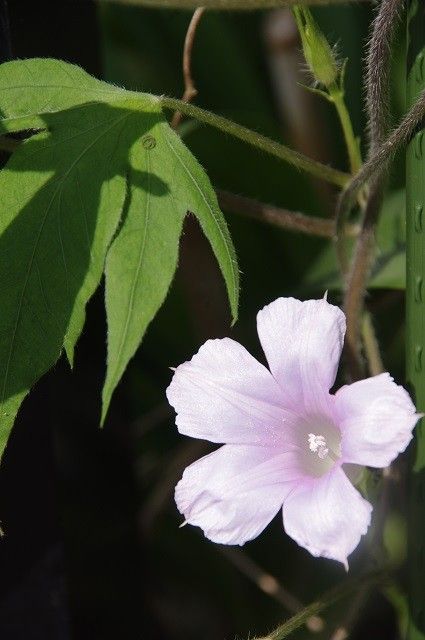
366;0;404;153
171;7;205;129
161;97;350;186
337;84;425;373
336;87;425;235
101;0;372;9
253;567;391;640
335;0;405;283
217;189;358;238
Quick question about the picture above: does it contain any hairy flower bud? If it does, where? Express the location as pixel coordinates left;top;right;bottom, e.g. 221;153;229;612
293;6;339;89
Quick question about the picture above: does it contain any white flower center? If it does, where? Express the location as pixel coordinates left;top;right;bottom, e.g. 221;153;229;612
308;433;329;459
296;416;341;477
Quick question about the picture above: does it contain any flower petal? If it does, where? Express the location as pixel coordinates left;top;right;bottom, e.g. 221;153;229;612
167;338;295;445
176;444;304;545
282;467;372;567
335;373;421;468
256;297;345;412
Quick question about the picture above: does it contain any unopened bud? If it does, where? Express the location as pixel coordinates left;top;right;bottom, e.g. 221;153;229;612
293;7;339;89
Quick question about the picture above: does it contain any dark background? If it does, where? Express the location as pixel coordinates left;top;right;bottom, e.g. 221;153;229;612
0;1;408;639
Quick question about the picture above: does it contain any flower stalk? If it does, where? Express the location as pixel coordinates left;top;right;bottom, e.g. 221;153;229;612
293;6;361;175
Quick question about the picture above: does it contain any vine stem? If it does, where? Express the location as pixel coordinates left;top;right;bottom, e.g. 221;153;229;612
101;0;372;9
171;7;205;129
335;86;425;239
335;0;405;295
161;96;350;186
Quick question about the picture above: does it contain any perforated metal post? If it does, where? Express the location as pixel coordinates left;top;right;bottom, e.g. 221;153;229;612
407;1;425;638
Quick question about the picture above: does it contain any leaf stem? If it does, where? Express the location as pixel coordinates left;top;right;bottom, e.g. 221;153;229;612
161;97;350;187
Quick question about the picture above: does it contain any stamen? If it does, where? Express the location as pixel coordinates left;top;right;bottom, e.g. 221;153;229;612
308;433;329;459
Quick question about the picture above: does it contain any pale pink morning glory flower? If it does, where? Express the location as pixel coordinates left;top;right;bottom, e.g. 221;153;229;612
166;297;421;568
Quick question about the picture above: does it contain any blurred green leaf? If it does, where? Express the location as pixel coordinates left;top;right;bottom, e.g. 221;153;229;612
383;511;407;566
300;189;406;294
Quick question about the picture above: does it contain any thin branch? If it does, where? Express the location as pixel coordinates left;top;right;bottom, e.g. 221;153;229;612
172;7;205;129
219;548;324;633
162;97;350;186
102;0;372;9
218;189;359;238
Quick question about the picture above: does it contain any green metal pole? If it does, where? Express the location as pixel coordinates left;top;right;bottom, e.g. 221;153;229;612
407;1;425;638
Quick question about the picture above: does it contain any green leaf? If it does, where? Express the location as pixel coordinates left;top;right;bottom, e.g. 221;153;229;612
102;124;239;420
0;58;123;133
0;58;238;454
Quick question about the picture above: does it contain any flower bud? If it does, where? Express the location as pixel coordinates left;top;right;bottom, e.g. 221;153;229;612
293;7;339;89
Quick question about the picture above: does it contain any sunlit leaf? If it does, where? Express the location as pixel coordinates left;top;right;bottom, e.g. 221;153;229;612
0;58;238;456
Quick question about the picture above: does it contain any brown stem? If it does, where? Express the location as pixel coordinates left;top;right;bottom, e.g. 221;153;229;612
171;7;206;129
343;180;384;380
218;189;358;239
362;311;385;377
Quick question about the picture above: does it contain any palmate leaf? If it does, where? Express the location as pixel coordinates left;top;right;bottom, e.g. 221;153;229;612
102;123;238;420
0;58;239;456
